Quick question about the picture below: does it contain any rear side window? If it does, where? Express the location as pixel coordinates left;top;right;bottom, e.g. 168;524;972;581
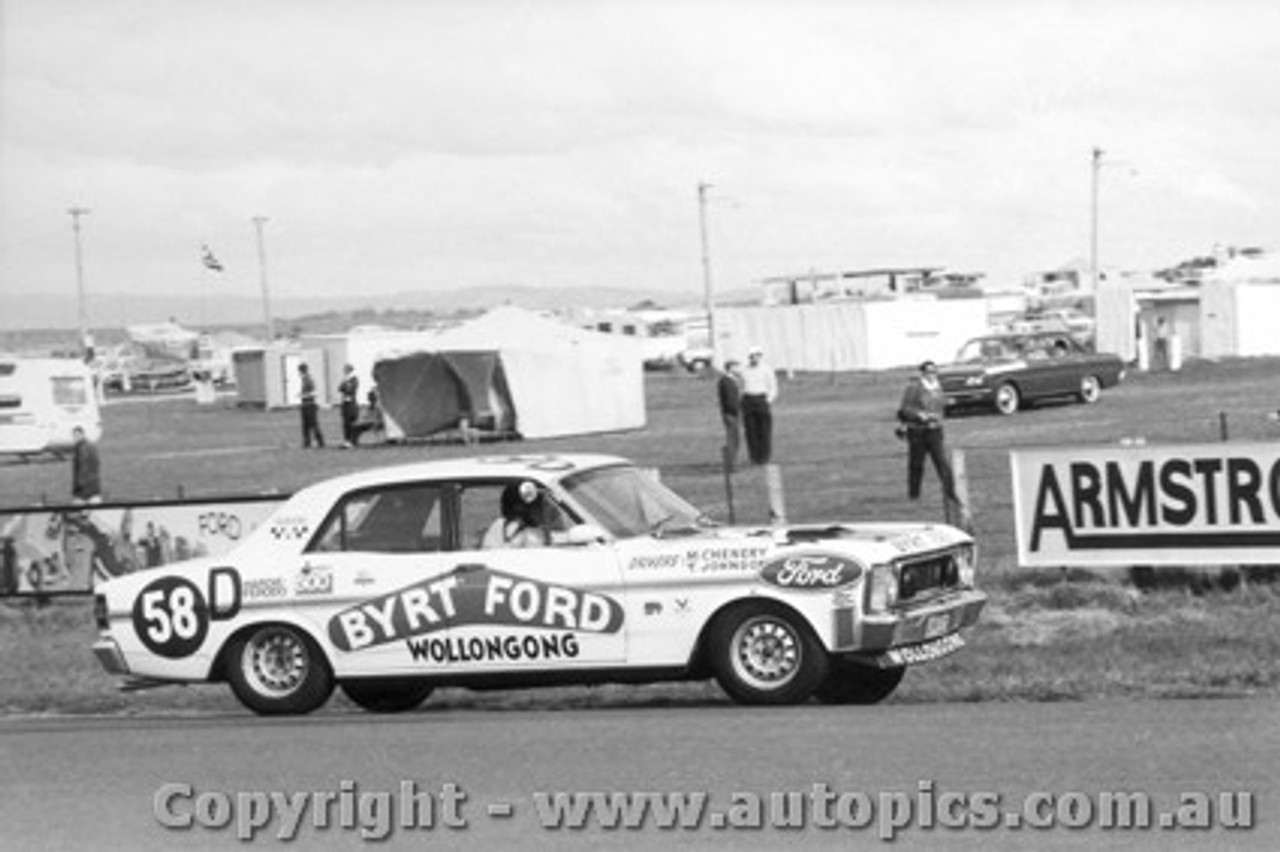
308;483;445;554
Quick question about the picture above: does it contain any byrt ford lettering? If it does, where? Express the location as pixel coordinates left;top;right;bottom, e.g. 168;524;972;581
328;568;623;652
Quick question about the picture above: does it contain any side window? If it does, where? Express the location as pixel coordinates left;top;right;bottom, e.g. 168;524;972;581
308;484;444;554
458;484;509;551
456;481;577;551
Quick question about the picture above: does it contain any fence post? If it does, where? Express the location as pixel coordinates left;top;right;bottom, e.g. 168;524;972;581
764;463;787;525
721;446;736;525
1219;412;1229;442
946;448;971;530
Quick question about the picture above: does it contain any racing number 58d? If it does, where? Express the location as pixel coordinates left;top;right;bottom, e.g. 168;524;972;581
132;577;209;658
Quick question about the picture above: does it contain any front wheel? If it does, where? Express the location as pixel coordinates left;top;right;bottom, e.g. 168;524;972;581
1078;375;1101;404
226;624;334;716
994;382;1020;415
707;603;827;705
814;662;905;705
341;679;434;714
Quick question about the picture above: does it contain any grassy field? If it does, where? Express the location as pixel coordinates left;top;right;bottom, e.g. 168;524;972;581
3;358;1280;714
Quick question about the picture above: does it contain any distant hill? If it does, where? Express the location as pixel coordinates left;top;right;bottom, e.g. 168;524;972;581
0;284;759;333
0;283;761;352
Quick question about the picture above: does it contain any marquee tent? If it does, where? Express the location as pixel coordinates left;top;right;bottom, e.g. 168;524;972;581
373;306;645;441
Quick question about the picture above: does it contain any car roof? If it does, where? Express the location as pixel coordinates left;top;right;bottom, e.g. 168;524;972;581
291;453;631;502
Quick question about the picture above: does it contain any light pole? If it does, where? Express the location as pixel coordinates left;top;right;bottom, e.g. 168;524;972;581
1090;147;1103;293
69;206;91;357
697;182;717;364
252;216;274;343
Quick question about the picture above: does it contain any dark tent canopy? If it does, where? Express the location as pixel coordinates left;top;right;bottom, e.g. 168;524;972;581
372;350;516;439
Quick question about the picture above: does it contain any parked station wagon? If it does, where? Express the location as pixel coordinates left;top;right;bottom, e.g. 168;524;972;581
93;454;986;715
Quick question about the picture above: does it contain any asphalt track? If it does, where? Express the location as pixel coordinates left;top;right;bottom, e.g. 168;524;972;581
1;698;1275;851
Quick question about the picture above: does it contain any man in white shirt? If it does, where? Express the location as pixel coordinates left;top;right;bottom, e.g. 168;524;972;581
739;346;778;464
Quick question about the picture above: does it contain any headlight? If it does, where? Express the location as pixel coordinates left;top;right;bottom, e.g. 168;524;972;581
867;564;898;613
964;376;986;387
956;544;977;587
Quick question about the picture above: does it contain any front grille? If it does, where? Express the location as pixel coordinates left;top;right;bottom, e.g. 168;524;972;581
898;552;959;601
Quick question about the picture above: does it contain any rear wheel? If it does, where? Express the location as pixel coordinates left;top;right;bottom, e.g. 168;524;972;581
814;662;905;705
341;679;434;714
226;624;334;716
708;603;827;705
1079;375;1101;404
994;382;1020;415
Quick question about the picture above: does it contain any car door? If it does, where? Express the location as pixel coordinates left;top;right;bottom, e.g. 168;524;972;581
435;479;628;673
296;481;461;677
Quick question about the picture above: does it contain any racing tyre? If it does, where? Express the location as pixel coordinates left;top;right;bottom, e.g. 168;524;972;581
994;382;1020;415
708;603;828;705
814;662;906;705
1078;375;1101;404
226;624;334;716
341;679;434;714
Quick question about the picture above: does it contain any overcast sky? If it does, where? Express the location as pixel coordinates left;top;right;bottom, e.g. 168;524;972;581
2;0;1277;307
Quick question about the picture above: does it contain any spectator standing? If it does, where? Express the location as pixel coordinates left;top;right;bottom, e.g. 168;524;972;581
298;363;325;449
897;361;960;510
1153;317;1171;371
71;425;102;503
338;364;360;447
716;359;743;471
739;346;778;464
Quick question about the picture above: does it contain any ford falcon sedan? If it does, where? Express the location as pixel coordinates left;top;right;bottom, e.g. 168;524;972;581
93;454;986;715
938;331;1126;415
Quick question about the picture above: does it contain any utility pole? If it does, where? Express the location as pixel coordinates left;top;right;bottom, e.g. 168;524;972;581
252;216;274;344
68;207;91;357
1090;147;1103;293
697;182;717;364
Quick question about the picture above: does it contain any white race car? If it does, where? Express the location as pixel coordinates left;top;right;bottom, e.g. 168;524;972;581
93;454;986;715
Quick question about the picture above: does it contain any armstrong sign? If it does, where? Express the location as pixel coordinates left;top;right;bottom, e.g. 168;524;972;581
1012;442;1280;567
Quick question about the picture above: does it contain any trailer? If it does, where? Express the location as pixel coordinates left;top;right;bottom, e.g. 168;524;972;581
0;358;102;459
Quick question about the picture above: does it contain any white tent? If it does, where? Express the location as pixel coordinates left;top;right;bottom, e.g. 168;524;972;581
399;307;646;440
716;297;988;371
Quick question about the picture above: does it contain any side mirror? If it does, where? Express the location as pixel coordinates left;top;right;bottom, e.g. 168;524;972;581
563;523;609;546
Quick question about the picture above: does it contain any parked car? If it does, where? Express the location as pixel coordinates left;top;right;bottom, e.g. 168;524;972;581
93;454;986;715
938;332;1126;415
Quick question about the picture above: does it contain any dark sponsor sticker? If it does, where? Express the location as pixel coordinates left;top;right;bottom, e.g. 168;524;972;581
759;553;863;591
328;566;624;652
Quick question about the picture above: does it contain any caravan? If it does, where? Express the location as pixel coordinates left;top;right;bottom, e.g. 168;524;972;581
0;358;102;458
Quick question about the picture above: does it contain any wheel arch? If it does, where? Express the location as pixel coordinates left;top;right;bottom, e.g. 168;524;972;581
208;616;332;683
686;594;828;676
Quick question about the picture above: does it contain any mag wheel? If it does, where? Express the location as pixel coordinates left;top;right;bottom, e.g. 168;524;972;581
994;382;1020;415
1079;375;1101;404
708;604;827;705
226;624;334;716
341;679;434;714
814;662;906;705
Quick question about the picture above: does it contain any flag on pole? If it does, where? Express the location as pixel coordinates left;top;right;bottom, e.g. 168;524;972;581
201;244;224;272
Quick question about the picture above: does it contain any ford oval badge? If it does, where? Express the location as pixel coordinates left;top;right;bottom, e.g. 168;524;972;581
760;554;863;591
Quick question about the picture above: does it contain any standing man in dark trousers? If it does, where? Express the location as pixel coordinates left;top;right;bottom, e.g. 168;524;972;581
298;363;325;449
897;360;960;510
739;346;778;465
71;425;102;503
338;364;360;448
716;359;742;471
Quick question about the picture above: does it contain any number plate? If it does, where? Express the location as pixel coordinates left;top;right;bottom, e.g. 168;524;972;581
884;633;965;667
924;613;950;639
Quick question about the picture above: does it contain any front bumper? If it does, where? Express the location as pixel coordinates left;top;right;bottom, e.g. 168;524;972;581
833;589;987;664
